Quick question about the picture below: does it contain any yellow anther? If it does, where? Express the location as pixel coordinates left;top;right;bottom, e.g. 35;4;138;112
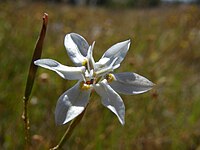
80;81;91;91
106;74;114;83
82;59;88;66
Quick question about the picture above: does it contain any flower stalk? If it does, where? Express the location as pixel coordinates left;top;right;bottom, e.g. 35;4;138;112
50;105;88;150
22;13;48;149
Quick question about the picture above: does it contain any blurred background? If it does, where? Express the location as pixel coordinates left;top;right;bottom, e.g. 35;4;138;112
0;0;200;149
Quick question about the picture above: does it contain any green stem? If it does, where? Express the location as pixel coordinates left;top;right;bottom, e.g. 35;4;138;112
50;106;88;150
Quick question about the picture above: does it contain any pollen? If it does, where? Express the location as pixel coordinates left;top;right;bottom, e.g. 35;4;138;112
82;59;88;66
80;81;91;91
106;74;114;83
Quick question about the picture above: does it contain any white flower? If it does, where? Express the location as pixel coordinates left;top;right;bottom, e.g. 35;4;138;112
34;33;154;125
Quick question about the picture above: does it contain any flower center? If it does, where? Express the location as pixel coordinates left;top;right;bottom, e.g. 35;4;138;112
82;60;102;85
81;44;118;86
86;79;94;85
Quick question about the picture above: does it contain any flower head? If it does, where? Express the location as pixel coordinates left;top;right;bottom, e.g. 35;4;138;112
34;33;154;125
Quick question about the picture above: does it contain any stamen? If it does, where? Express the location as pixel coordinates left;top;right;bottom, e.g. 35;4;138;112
105;74;114;83
89;41;96;70
95;57;119;77
79;81;91;91
86;42;95;71
87;59;91;72
82;59;88;67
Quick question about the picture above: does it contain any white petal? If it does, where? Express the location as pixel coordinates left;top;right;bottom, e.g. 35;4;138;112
109;72;154;95
64;33;89;66
94;57;109;69
55;81;91;125
96;40;131;68
95;57;119;77
94;80;125;125
86;42;95;70
34;59;85;80
69;33;89;56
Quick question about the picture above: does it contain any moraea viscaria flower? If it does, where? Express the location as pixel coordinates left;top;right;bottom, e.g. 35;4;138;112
34;33;154;125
